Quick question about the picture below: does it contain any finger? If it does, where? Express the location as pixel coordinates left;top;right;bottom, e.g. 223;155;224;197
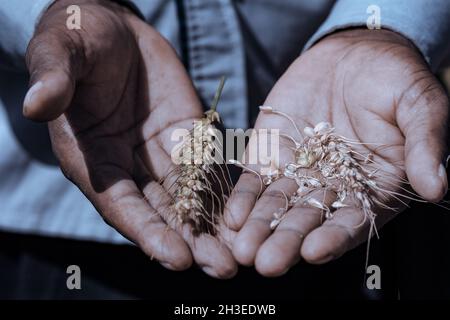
143;180;238;279
224;172;263;230
300;207;372;264
101;179;193;271
232;178;298;266
135;148;237;278
255;190;336;277
217;222;238;251
24;31;83;121
138;116;238;279
50;118;193;271
131;20;236;278
397;82;449;202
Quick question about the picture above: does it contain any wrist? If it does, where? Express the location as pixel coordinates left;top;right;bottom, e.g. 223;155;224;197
309;28;426;68
315;28;418;54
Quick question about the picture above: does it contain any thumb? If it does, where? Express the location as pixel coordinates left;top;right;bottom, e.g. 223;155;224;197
397;82;449;203
23;32;82;122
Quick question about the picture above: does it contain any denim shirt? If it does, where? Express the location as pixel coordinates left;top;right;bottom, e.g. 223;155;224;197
0;0;449;242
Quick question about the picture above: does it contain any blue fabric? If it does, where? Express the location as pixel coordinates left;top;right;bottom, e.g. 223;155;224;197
0;0;53;70
0;0;449;241
304;0;450;72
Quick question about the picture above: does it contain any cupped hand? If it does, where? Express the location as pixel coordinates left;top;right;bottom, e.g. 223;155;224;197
23;0;237;278
226;29;448;276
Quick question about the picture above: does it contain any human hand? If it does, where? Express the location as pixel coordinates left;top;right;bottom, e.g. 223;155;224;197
226;29;448;276
23;0;237;278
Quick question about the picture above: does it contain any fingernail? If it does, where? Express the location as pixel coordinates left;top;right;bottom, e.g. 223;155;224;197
323;255;335;263
24;81;43;108
160;261;176;270
314;254;335;264
445;155;450;169
438;163;448;191
201;266;218;278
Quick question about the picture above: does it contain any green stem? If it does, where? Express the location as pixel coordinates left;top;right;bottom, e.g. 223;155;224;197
210;76;226;112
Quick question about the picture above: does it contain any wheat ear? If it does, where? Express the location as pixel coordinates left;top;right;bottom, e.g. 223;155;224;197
168;77;232;236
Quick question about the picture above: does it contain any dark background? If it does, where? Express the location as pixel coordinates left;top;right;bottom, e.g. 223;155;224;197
1;196;449;300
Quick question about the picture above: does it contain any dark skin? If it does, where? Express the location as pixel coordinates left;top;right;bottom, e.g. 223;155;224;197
23;0;237;279
23;1;449;279
225;29;449;276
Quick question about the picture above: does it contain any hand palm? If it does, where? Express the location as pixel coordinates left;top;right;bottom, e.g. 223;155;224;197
26;2;236;278
227;29;448;276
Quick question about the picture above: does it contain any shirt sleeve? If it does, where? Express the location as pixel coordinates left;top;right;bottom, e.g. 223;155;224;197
303;0;450;72
0;0;149;71
0;0;55;71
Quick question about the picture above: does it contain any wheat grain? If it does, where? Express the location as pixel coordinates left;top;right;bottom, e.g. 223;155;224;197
168;77;232;236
